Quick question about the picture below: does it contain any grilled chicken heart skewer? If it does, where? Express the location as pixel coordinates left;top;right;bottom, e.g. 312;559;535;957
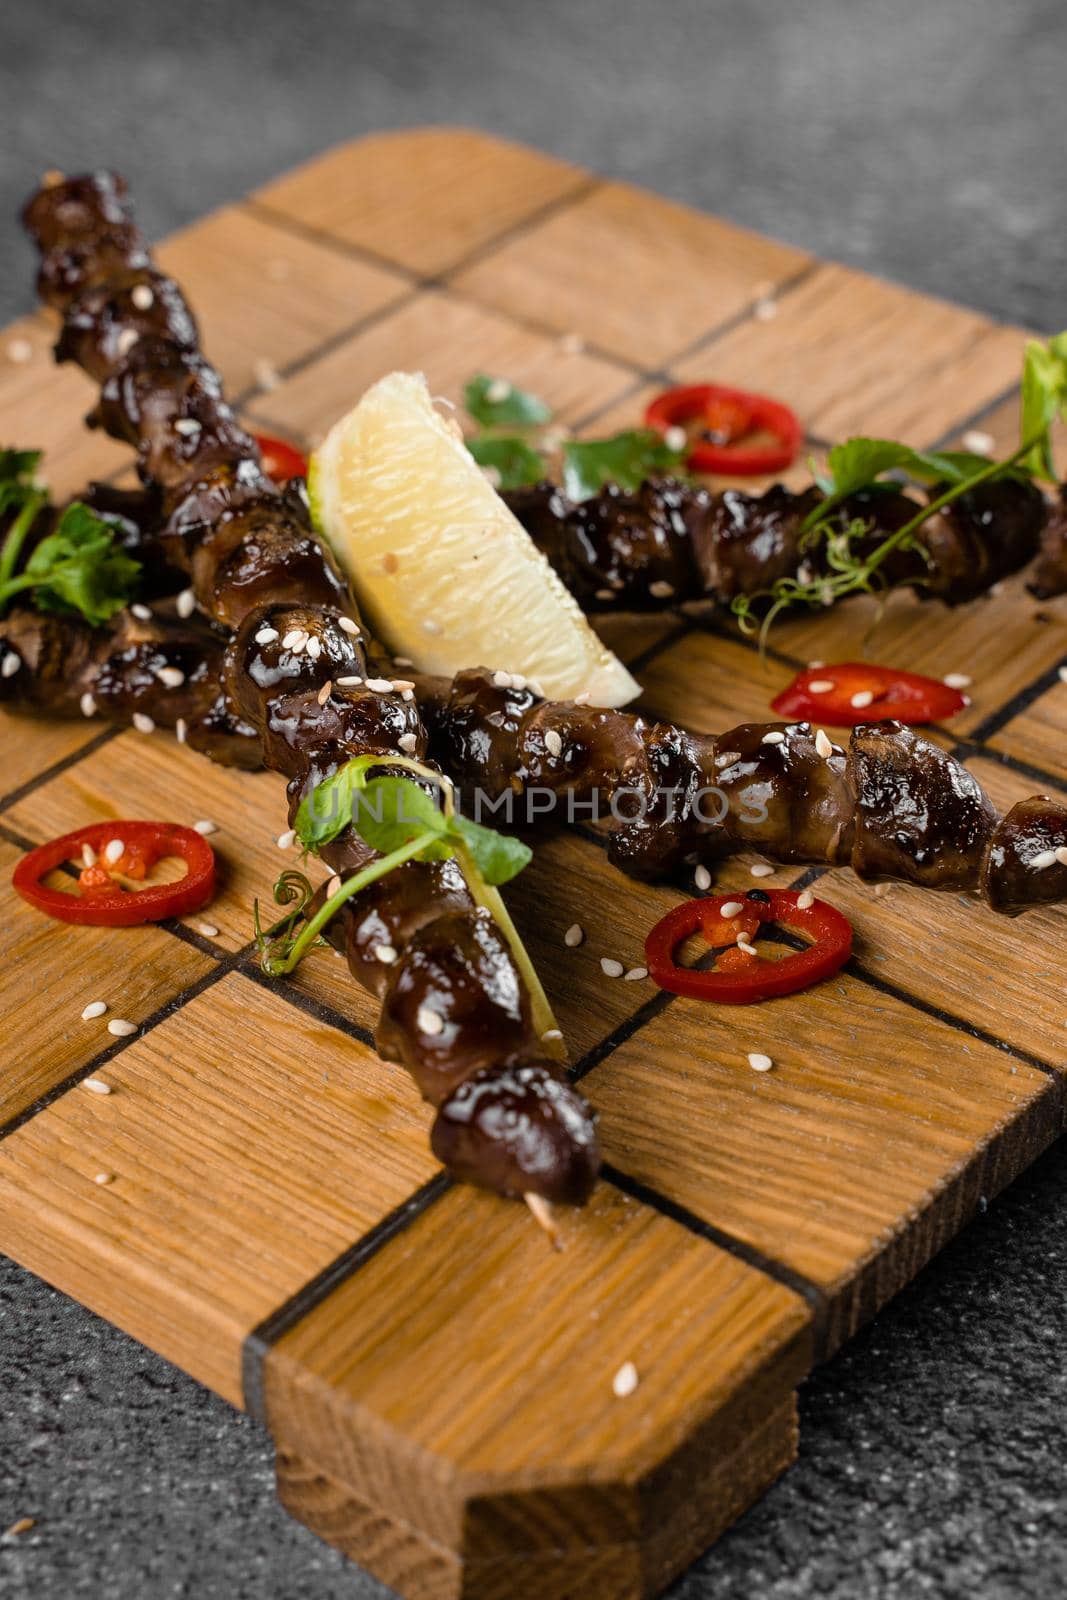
6;583;1066;920
503;474;1053;612
21;170;599;1208
417;669;1067;917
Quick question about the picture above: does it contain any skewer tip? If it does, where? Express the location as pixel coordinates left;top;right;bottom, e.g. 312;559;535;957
524;1191;563;1250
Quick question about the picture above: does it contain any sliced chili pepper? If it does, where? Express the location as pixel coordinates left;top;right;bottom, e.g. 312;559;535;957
13;821;216;927
772;663;969;728
645;383;802;476
645;888;852;1004
253;432;308;484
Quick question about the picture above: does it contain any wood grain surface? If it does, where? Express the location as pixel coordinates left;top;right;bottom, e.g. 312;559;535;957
2;125;1066;1599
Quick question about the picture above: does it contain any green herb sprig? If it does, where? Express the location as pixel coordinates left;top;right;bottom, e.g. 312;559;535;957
462;374;687;497
0;449;140;625
255;754;564;1058
731;331;1067;646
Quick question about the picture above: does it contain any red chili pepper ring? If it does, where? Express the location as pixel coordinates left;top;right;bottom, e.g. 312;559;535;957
13;820;216;927
645;383;803;476
645;888;853;1004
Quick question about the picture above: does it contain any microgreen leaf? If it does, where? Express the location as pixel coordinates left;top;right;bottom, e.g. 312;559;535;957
467;434;547;490
451;813;532;885
562;429;688;500
820;438;923;499
464;376;553;430
1020;333;1067;480
351;775;449;857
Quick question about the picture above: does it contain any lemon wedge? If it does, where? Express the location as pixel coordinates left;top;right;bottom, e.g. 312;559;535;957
308;371;639;706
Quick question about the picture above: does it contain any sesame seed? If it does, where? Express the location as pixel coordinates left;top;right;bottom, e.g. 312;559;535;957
1056;847;1067;866
594;588;616;602
81;1000;107;1021
544;729;563;757
962;429;995;456
648;579;675;599
80;692;97;718
807;679;834;694
542;1027;564;1042
365;677;394;693
94;1172;115;1186
1030;849;1058;870
815;728;834;759
394;656;413;668
131;283;154;310
492;669;511;688
558;332;585;355
281;629;302;649
850;690;874;709
797;889;815;910
253;357;281;390
417;1005;444;1036
808;660;825;670
336;675;363;687
481;465;502;488
130;603;152;621
338;616;360;636
423;618;442;635
748;1052;774;1072
762;730;785;745
115;327;139;357
753;297;778;321
6;338;33;364
192;819;218;835
398;731;418;753
600;958;625;978
326;876;342;897
276;829;295;850
306;636;322;660
317;680;332;705
564;923;584;948
663;426;687;453
612;1361;639;1398
720;900;744;918
1;651;20;678
401;688;415;702
750;863;774;878
83;1077;113;1094
156;665;185;689
81;844;97;868
132;712;155;734
255;627;279;645
196;923;219;939
104;838;125;864
736;933;757;953
107;1020;136;1039
175;718;188;745
715;750;741;768
624;966;648;981
695;864;712;891
486;378;511;403
176;588;196;618
391;678;416;692
943;672;972;689
1057;665;1067;684
374;943;398;964
174;417;201;437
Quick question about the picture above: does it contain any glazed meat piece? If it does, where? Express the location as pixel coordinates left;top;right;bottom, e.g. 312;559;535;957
1029;487;1067;598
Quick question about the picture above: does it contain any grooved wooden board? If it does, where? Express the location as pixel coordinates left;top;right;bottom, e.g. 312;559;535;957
2;127;1066;1599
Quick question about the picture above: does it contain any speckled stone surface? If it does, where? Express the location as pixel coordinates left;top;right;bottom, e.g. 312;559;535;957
2;1;1066;1595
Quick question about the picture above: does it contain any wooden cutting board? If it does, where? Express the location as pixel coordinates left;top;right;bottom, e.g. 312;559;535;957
1;128;1065;1600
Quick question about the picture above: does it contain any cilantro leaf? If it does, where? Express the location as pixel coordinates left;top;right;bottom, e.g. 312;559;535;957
0;449;42;488
451;813;532;885
562;429;688;500
821;438;921;499
467;435;547;490
464;376;553;430
0;499;140;625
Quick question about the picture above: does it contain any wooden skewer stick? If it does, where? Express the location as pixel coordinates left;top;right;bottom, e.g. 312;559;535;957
525;1192;563;1250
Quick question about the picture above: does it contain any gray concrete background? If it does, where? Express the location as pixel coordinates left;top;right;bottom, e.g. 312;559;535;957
2;1;1066;1596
